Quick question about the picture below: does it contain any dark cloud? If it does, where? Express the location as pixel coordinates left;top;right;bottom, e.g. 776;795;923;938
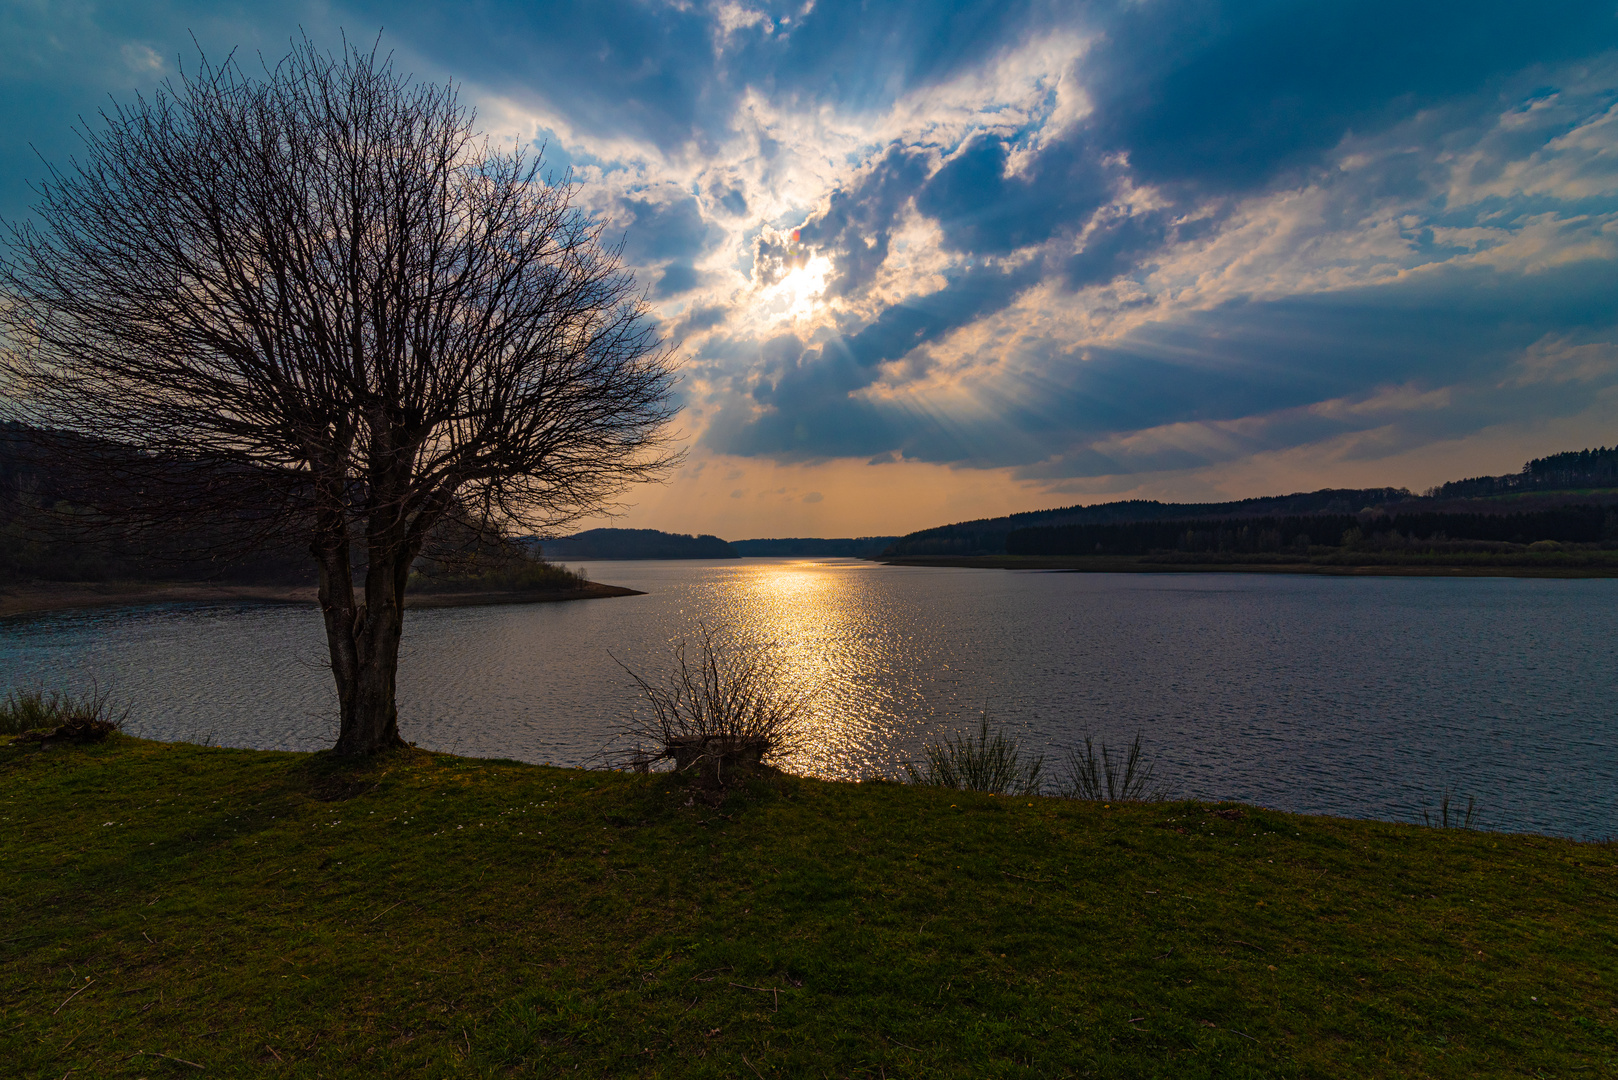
709;261;1044;457
344;0;722;151
727;0;1057;115
615;193;718;264
609;191;724;298
1082;0;1618;194
655;262;716;298
797;146;931;296
707;176;749;217
667;304;730;342
341;0;1061;154
916;131;1113;254
1063;209;1172;289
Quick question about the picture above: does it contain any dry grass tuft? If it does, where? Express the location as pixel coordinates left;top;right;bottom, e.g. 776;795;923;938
1;686;127;741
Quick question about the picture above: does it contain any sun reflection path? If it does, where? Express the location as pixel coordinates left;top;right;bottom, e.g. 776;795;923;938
718;560;939;780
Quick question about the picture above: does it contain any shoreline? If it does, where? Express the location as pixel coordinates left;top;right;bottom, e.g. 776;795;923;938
881;554;1618;578
0;579;643;618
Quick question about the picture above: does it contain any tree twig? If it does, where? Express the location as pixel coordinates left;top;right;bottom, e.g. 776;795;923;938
52;979;92;1014
729;982;788;1011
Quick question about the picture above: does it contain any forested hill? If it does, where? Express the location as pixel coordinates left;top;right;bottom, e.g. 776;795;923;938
883;444;1618;558
538;531;903;559
537;528;736;559
730;537;900;558
1430;446;1618;499
882;488;1412;559
1;422;311;583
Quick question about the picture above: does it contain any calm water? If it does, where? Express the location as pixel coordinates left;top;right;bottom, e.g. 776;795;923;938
3;559;1615;839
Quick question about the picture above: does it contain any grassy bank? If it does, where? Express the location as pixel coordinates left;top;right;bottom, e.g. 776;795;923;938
2;737;1614;1078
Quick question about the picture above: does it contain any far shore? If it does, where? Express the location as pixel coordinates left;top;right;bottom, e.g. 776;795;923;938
881;554;1618;578
0;579;643;618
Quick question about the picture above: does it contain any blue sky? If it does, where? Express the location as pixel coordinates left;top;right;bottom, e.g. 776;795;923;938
4;1;1617;536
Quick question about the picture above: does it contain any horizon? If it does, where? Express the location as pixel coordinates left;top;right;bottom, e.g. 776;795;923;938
4;3;1616;536
552;440;1617;541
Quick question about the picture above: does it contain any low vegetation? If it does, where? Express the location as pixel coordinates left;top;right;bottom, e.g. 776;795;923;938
405;555;590;594
0;687;126;738
1060;732;1165;802
903;712;1045;795
3;734;1613;1078
903;718;1164;804
615;626;807;782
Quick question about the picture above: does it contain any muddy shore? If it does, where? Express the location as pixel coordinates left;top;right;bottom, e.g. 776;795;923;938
0;580;642;618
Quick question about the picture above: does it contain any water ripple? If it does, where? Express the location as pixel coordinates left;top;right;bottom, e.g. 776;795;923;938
2;560;1614;839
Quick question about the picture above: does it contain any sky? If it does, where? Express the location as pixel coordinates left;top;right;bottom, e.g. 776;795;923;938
3;2;1617;539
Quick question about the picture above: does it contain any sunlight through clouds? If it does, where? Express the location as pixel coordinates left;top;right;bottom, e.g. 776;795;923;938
4;0;1616;535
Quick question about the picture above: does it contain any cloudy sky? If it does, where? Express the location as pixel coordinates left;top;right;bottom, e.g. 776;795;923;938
4;2;1617;538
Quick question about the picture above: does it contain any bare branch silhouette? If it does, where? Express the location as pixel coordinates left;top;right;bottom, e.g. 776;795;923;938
1;36;681;754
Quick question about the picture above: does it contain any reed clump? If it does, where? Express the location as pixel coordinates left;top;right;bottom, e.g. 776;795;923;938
903;713;1045;795
1421;787;1479;829
1060;732;1165;802
406;555;588;594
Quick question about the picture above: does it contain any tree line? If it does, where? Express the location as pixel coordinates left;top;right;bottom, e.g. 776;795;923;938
1429;446;1618;499
1006;507;1618;557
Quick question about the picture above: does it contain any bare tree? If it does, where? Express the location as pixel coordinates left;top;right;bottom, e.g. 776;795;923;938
0;39;680;755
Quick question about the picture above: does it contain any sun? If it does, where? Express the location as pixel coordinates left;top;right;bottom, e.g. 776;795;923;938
760;253;833;323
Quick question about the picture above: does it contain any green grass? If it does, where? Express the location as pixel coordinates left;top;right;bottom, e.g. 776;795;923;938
2;737;1615;1078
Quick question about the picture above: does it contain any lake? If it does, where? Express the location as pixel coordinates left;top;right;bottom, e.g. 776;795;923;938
3;559;1615;839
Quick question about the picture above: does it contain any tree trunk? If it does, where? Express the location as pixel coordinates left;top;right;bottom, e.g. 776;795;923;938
336;602;407;756
316;528;409;757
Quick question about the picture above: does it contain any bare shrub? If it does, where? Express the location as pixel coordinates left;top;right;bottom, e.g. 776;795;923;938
615;625;806;784
903;712;1044;796
1061;732;1165;801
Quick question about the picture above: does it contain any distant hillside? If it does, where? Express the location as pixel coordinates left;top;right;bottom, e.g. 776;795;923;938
1429;446;1618;499
538;532;902;559
538;528;735;560
882;488;1412;558
883;444;1618;558
730;537;900;558
0;422;312;584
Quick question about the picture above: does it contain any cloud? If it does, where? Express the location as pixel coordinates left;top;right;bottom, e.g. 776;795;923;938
917;130;1114;254
707;259;1046;458
796;145;932;296
1082;0;1618;195
6;1;1618;534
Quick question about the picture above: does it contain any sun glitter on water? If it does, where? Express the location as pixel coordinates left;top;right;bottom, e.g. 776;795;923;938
732;560;876;774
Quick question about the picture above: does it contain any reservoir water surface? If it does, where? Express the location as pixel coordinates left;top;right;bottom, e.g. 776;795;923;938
3;559;1614;839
